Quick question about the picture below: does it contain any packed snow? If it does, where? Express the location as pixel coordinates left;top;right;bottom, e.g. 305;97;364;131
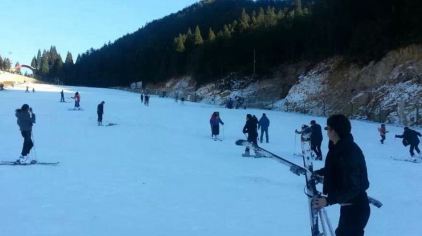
0;84;421;236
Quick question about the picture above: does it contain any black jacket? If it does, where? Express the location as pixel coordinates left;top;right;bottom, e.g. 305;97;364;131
315;134;369;205
396;129;421;145
97;103;104;114
310;123;323;144
243;118;258;138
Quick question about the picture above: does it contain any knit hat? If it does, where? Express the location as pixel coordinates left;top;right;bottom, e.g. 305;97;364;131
326;114;351;139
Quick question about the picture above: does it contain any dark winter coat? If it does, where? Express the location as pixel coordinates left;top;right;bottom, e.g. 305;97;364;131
310;123;323;144
210;116;224;135
315;134;369;205
258;115;270;130
16;110;36;131
396;129;421;145
97;103;104;115
243;118;258;138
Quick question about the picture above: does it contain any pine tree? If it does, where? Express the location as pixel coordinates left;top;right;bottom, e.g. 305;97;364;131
194;25;204;45
174;34;186;52
240;8;250;31
185;28;195;50
40;55;49;74
36;50;42;69
208;27;216;41
0;56;3;70
3;58;11;70
31;57;37;69
15;62;21;74
223;24;231;38
65;52;74;65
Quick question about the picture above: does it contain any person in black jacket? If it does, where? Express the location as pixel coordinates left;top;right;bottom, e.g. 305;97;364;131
15;104;36;164
312;114;370;236
395;127;421;158
97;101;105;126
310;120;323;160
243;114;258;156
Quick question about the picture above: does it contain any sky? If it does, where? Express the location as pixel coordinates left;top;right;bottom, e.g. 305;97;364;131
0;0;199;65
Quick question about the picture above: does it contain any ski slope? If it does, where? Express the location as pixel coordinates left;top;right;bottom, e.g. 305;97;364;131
0;84;421;236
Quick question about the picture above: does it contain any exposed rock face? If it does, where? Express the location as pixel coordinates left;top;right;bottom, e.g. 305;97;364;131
146;45;422;126
283;44;422;125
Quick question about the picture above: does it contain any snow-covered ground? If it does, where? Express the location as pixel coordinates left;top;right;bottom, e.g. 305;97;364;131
0;84;421;236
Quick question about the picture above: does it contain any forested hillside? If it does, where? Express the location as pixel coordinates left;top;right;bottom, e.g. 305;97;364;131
36;0;422;87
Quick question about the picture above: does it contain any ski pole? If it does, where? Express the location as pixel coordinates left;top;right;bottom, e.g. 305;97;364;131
31;129;37;160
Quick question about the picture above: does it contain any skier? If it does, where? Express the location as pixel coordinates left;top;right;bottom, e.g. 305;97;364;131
258;113;270;143
144;94;150;106
60;90;65;102
310;120;323;160
140;93;144;103
210;112;224;140
25;86;29;92
242;114;258;156
71;91;81;110
226;98;233;109
97;101;105;126
395;127;421;159
312;114;370;236
15;104;36;164
378;124;388;144
295;124;312;142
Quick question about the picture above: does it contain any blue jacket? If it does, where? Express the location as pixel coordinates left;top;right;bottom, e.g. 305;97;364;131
258;115;270;129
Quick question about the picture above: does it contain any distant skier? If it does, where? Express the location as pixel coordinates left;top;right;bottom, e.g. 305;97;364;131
243;114;259;156
144;94;150;106
210;112;224;140
226;98;233;109
378;124;388;144
15;104;36;164
310;120;323;160
140;93;144;103
32;88;35;93
395;127;421;159
71;91;81;110
295;124;312;141
60;90;65;102
97;101;105;126
25;86;29;93
258;113;270;143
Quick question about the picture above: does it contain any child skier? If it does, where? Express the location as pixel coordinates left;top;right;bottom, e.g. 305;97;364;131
71;92;81;110
210;112;224;140
378;124;388;144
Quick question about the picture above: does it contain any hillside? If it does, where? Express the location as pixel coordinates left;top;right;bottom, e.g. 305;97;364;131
0;70;38;87
51;0;422;88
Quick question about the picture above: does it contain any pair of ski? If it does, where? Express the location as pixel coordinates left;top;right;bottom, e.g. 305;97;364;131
0;160;59;166
235;139;382;236
391;156;422;163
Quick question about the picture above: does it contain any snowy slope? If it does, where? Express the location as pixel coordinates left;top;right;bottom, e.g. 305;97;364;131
0;84;421;236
